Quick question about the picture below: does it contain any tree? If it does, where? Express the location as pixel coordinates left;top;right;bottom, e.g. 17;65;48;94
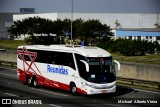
154;23;160;28
81;19;113;45
115;19;121;28
72;18;84;39
153;41;160;54
8;17;113;45
63;19;71;37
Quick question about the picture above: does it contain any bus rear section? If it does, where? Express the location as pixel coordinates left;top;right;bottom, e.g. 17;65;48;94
17;45;120;95
17;46;79;94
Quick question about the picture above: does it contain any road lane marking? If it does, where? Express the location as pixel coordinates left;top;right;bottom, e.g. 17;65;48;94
0;73;17;78
4;92;20;97
31;88;69;97
49;104;62;107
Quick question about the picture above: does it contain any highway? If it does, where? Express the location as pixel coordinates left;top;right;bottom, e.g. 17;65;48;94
0;67;159;107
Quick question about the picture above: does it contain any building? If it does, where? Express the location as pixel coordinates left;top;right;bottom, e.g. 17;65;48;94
112;29;160;44
0;0;160;41
57;13;160;44
57;13;160;29
0;13;13;39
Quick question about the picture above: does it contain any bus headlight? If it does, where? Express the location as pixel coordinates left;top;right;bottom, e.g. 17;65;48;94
85;82;92;87
84;83;99;89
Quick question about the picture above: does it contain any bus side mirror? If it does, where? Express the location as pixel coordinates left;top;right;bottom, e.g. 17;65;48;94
80;60;89;72
114;60;121;71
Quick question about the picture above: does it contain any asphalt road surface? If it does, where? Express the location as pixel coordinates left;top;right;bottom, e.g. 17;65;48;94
0;67;159;107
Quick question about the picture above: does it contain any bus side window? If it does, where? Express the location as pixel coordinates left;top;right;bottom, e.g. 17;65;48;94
24;55;31;61
65;53;75;70
34;50;53;64
54;52;75;70
46;51;55;64
53;52;60;65
75;54;87;79
28;50;76;70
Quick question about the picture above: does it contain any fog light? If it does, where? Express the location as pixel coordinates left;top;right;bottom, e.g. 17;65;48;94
90;90;94;93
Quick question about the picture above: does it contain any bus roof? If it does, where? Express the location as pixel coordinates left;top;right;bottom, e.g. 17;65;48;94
18;45;111;57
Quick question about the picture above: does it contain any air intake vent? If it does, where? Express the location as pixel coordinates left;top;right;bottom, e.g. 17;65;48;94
65;45;81;48
84;46;97;49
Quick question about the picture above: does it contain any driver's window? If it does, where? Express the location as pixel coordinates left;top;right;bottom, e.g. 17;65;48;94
75;54;87;79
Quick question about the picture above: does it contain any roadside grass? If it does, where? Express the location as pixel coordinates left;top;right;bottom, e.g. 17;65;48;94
0;40;160;65
0;40;26;50
112;52;160;65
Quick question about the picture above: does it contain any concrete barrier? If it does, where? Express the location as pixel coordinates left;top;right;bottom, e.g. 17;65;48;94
0;51;160;82
0;51;16;62
116;62;160;82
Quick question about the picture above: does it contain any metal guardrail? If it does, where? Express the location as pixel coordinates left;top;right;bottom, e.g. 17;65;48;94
0;60;160;89
0;49;6;51
116;77;160;89
0;60;16;67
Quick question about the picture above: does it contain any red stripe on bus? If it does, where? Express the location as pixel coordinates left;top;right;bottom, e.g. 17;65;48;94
17;68;87;94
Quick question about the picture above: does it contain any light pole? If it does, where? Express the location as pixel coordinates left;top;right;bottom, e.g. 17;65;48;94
71;0;73;44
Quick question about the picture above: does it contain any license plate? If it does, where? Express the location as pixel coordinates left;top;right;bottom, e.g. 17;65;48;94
101;90;107;93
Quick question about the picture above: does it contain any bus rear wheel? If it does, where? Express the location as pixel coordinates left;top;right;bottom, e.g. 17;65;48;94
27;76;32;87
70;83;77;96
33;78;38;87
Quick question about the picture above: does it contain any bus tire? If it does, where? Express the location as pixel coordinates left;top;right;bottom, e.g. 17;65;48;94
70;83;77;96
33;77;38;87
27;76;32;87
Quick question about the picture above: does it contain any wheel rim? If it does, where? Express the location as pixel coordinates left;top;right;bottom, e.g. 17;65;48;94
28;78;31;85
72;85;76;94
34;79;37;87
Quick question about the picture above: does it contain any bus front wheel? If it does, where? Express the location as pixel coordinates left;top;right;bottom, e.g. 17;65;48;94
70;83;77;96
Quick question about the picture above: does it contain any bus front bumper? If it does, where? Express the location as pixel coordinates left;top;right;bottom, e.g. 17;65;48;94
85;85;116;95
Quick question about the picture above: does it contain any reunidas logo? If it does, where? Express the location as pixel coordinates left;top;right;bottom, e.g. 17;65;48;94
47;65;68;75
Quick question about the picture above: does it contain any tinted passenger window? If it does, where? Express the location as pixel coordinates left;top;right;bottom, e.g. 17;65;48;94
54;52;75;70
34;50;54;63
18;49;76;70
32;50;75;70
24;55;31;61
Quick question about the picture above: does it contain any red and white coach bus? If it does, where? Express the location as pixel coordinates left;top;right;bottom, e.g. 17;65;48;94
17;45;120;95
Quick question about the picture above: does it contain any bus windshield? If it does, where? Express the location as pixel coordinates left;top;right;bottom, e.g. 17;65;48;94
75;54;116;83
86;57;115;83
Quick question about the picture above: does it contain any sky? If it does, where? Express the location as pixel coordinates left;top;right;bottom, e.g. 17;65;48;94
0;0;160;13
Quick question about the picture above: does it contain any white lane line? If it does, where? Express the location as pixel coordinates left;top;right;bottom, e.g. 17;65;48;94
0;72;17;78
134;88;160;94
4;92;20;97
31;88;69;97
49;104;62;107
